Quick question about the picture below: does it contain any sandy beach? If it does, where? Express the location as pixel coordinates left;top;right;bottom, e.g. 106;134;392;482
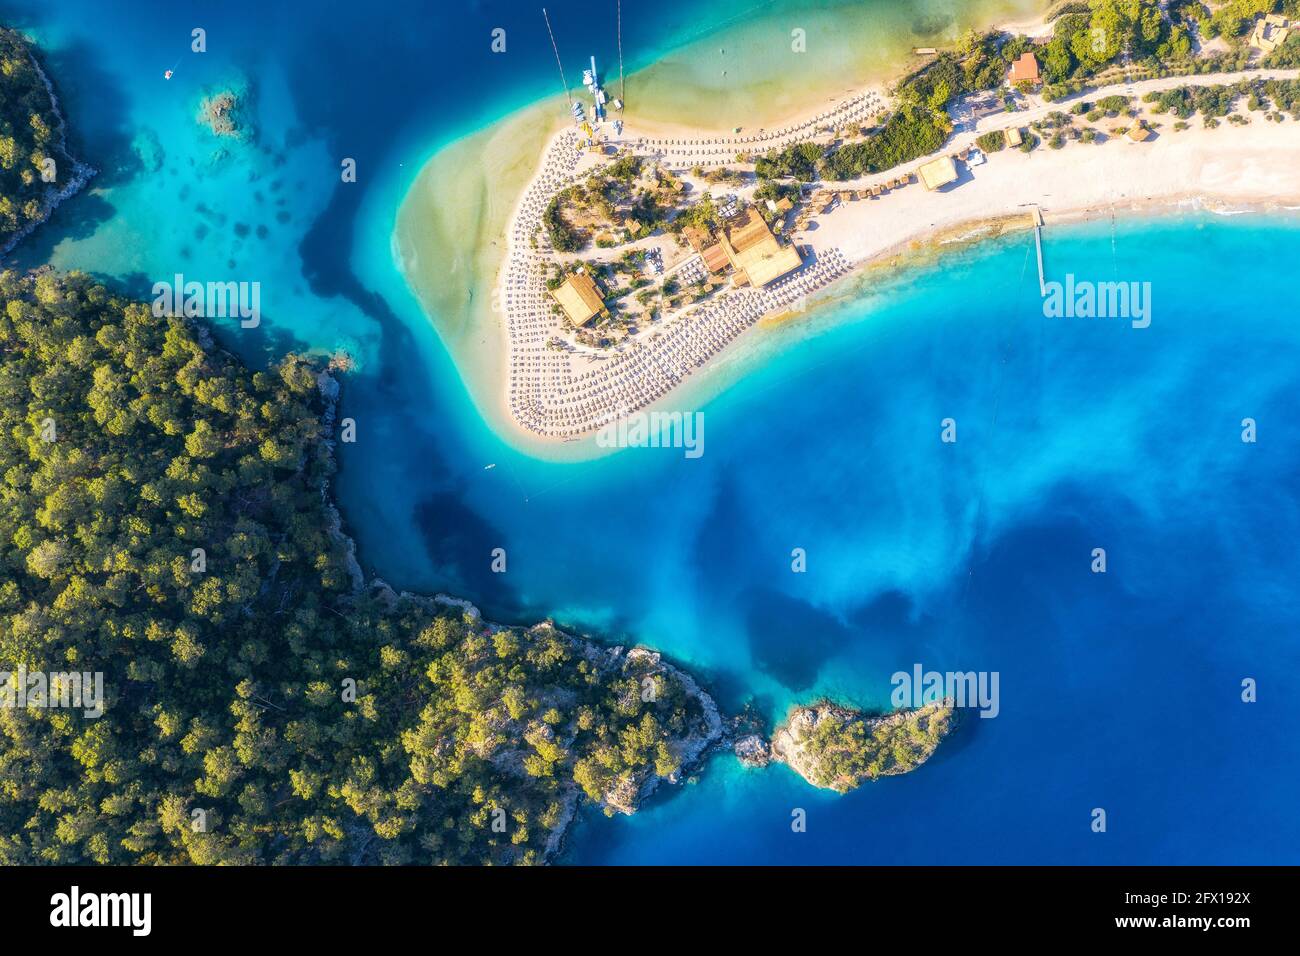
394;0;1300;460
608;0;1044;130
809;70;1300;267
394;0;1047;456
485;64;1300;453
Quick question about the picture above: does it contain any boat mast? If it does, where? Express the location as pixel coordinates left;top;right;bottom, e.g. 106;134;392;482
542;8;572;107
617;0;625;106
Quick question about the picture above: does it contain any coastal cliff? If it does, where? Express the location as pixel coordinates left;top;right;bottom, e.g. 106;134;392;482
766;700;955;793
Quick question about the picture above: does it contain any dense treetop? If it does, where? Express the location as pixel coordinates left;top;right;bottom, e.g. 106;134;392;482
0;27;70;248
0;270;711;864
774;702;954;794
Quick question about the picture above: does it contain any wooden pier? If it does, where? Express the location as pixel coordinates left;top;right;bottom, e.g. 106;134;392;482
1031;207;1045;294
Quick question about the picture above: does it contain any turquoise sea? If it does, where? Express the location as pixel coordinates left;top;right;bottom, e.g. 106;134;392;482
3;0;1298;863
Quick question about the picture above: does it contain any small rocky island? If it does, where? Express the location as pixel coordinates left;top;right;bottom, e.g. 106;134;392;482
197;86;251;140
737;700;955;793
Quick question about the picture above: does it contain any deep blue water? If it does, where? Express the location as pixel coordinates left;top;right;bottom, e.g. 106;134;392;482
558;213;1300;863
2;0;1297;863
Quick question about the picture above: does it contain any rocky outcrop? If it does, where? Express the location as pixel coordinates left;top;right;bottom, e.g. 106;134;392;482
197;88;250;140
468;624;722;854
770;700;955;793
733;733;771;768
432;594;482;621
603;647;723;813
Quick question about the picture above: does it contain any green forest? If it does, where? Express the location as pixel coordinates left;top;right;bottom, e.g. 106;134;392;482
0;27;67;248
0;269;712;864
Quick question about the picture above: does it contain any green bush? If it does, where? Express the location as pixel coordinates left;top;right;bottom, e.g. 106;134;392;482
543;196;582;252
824;107;947;179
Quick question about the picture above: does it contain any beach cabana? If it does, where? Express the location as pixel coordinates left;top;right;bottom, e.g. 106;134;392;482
917;156;959;191
551;272;606;327
1250;14;1291;53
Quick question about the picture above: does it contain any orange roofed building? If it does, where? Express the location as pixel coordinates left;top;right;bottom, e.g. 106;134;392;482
700;242;731;274
1008;51;1040;86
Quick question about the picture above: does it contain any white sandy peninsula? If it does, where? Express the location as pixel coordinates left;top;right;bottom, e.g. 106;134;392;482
490;63;1300;447
367;0;1300;456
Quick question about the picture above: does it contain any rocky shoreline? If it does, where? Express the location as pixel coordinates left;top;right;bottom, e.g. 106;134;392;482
378;588;725;861
0;33;97;258
314;369;723;860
